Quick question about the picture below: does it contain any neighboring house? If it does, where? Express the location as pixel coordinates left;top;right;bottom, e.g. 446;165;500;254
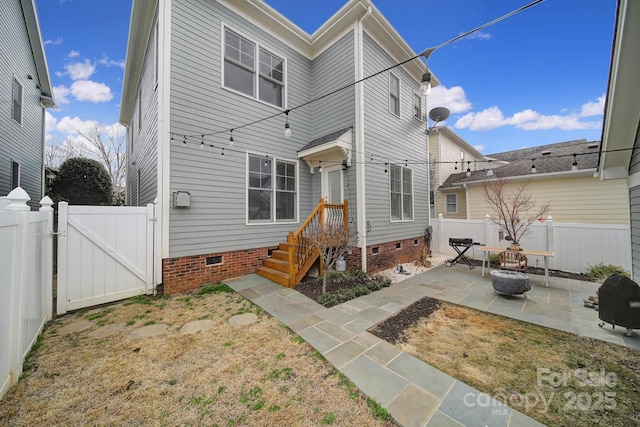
438;139;629;224
119;0;436;293
428;126;484;219
598;0;640;278
0;0;55;206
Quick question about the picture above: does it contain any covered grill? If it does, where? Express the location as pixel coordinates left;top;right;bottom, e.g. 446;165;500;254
446;238;479;270
597;274;640;336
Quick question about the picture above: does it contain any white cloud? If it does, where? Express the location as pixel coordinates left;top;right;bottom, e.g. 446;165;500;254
473;145;485;153
53;85;71;104
98;55;125;69
68;50;80;58
44;111;58;141
65;59;95;80
580;94;606;117
455;105;602;132
467;31;492;40
429;85;472;114
44;37;63;46
70;80;113;102
55;116;95;134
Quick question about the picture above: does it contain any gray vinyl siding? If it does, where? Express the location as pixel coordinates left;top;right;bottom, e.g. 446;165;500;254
168;0;314;257
127;15;158;207
629;133;640;174
309;30;356;219
361;33;428;245
0;0;45;207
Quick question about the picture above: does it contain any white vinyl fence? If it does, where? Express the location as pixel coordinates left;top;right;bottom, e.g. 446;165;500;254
1;188;53;400
432;214;632;274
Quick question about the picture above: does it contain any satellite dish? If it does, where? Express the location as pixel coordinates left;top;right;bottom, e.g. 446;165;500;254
429;107;450;122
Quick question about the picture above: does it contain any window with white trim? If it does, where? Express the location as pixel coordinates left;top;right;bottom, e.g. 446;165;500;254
12;77;22;124
413;93;422;120
446;194;458;214
390;164;413;221
248;154;297;223
389;73;400;116
11;161;20;189
224;28;284;108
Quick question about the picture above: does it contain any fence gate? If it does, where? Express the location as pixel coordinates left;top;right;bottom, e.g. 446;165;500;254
57;202;155;315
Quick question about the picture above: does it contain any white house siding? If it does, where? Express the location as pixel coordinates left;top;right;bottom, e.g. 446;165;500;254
167;0;318;258
127;13;158;207
0;0;45;206
466;176;630;224
361;33;428;246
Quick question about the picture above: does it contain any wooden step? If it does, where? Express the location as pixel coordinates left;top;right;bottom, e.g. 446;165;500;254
272;249;289;262
264;257;289;273
256;266;290;287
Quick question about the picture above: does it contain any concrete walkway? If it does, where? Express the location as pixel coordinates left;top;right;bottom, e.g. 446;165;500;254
226;264;639;427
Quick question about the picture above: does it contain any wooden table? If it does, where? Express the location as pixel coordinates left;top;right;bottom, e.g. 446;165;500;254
480;246;555;287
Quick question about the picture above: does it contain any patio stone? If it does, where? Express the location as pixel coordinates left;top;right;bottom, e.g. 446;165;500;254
340;355;408;407
364;340;402;365
182;319;215;333
323;340;367;369
57;319;94;335
315;320;355;343
507;409;546;427
425;411;464;426
438;381;511;427
298;326;341;353
351;331;382;349
227;314;257;327
286;314;324;332
343;318;376;333
87;323;126;339
128;323;168;339
387;352;455;398
386;383;440;427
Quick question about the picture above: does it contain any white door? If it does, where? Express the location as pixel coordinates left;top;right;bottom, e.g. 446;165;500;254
322;165;343;204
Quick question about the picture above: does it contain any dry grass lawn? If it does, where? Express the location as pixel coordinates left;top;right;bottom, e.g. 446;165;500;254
0;285;396;427
397;301;640;427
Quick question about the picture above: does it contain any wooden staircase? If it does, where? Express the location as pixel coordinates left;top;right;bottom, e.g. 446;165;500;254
256;199;348;287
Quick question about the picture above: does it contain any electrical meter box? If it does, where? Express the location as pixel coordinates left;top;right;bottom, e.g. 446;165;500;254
174;191;191;208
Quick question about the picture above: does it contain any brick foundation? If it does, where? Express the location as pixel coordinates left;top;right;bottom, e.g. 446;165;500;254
344;235;429;274
162;247;276;294
161;236;429;294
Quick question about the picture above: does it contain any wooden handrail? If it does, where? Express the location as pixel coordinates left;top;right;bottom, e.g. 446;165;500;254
287;198;348;286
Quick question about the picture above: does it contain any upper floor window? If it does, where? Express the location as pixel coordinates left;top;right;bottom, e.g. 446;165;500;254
413;93;422;121
446;194;458;214
12;77;23;124
247;154;297;223
389;73;400;116
390;164;413;221
224;28;284;108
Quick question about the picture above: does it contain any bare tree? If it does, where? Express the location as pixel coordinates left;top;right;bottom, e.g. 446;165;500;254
74;122;126;189
44;136;92;168
304;223;359;294
482;178;550;249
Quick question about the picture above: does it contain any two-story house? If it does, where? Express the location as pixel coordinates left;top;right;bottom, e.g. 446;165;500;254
1;0;55;206
119;0;437;293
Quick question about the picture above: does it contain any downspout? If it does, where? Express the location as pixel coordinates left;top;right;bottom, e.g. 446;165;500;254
463;183;470;219
355;6;372;271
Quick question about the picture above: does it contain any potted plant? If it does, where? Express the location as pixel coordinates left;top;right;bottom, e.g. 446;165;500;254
482;178;550;250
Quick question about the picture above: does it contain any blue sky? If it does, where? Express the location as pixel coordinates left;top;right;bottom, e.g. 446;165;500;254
36;0;615;155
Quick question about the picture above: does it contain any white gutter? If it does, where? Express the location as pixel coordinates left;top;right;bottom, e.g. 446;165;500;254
355;6;372;272
463;183;470;219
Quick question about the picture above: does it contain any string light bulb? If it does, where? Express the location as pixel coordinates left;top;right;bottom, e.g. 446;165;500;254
229;129;234;147
466;161;471;177
572;154;578;171
183;136;187;146
264;156;269;167
419;70;432;97
283;110;292;137
384;163;389;175
531;158;537;174
318;161;323;173
454;161;458;171
200;135;204;148
486;160;494;177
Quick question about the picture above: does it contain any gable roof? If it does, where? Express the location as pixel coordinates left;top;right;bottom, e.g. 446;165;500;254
440;139;601;189
119;0;434;126
19;0;55;107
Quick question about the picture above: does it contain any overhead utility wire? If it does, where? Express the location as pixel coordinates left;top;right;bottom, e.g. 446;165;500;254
176;0;544;139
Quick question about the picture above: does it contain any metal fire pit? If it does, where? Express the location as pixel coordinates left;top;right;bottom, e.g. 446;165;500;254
597;274;640;337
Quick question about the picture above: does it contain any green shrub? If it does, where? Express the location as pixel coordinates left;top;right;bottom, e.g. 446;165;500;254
585;263;630;279
52;157;112;205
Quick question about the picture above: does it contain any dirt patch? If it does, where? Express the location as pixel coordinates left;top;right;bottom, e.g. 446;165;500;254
0;290;398;427
370;297;640;427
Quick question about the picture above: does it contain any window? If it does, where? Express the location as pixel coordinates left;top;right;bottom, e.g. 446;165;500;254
390;164;413;221
413;93;422;120
11;161;20;189
446;194;458;214
12;77;23;124
224;28;284;108
248;154;296;223
389;73;400;116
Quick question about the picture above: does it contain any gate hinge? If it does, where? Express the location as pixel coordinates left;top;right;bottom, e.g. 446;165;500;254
51;230;66;237
148;217;158;222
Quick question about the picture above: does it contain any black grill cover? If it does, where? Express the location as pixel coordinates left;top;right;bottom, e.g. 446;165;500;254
598;274;640;329
449;238;473;246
